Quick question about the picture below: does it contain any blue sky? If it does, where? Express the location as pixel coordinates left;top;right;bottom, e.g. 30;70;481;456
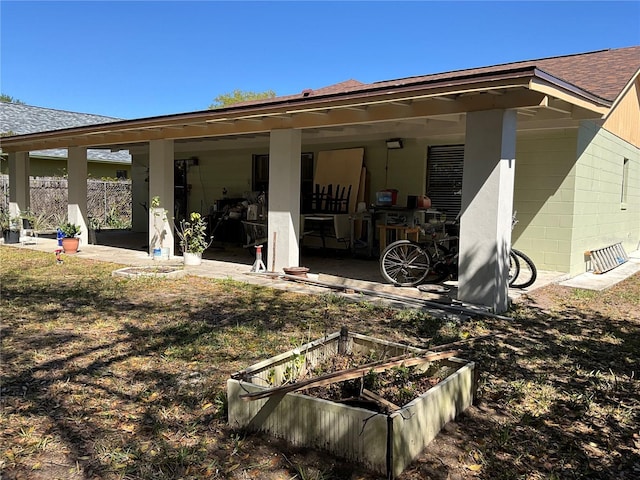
1;1;639;119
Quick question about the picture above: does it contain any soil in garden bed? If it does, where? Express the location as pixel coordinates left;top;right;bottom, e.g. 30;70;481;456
300;352;448;412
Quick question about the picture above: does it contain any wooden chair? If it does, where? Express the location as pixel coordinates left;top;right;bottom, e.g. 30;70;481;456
309;183;351;214
302;183;353;250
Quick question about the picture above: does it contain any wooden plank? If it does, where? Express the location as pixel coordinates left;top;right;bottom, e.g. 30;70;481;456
239;350;459;401
276;272;514;321
362;388;401;412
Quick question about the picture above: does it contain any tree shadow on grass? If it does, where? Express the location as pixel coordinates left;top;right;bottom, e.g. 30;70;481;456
1;260;377;479
2;250;639;479
413;285;640;480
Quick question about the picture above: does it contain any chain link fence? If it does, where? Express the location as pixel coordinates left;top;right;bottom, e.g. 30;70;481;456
0;175;132;230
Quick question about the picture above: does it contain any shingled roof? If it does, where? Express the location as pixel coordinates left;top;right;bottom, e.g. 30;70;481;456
380;46;640;103
2;46;638;155
272;46;639;105
0;102;131;163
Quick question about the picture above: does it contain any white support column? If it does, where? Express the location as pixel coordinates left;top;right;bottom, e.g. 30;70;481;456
458;109;517;313
131;153;149;232
267;129;302;272
67;147;89;247
8;152;30;220
148;140;175;257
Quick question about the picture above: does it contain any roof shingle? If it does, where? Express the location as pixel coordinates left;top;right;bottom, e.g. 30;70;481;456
0;102;130;163
289;46;640;103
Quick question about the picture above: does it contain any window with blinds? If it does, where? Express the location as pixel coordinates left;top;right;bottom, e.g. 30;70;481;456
426;145;464;217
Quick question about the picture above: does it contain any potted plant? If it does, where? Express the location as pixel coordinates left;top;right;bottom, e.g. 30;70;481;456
60;222;82;254
20;209;51;244
0;210;10;243
88;216;102;245
1;210;21;244
150;196;170;260
21;209;51;232
176;212;212;265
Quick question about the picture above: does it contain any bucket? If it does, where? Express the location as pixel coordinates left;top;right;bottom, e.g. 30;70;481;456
153;247;170;260
183;252;202;266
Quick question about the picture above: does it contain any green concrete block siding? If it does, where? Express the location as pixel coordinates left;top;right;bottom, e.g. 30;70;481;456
513;131;578;272
513;122;640;274
571;122;640;274
512;122;640;274
515;124;639;275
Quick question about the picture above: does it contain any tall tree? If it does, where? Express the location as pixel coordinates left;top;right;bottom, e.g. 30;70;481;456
0;94;25;104
209;89;276;109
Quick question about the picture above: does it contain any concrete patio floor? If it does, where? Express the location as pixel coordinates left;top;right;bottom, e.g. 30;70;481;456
6;230;639;315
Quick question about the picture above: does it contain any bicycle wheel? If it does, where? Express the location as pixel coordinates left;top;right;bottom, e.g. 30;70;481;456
508;250;520;286
510;249;537;288
424;243;453;284
380;240;431;286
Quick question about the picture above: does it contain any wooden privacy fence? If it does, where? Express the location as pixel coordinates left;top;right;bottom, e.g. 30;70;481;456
0;175;132;229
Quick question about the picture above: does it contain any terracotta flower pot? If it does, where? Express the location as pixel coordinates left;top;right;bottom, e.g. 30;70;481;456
62;237;80;254
283;266;309;277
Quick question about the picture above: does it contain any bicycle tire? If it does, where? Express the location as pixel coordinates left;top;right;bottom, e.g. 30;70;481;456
380;240;431;286
510;249;537;288
508;250;520;286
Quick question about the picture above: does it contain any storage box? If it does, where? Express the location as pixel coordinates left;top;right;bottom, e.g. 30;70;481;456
376;191;392;206
376;189;398;206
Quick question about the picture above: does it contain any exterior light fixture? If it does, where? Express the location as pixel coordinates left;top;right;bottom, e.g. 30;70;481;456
386;138;403;149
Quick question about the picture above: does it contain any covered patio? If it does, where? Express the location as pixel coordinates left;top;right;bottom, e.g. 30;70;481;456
4;48;634;314
11;229;577;319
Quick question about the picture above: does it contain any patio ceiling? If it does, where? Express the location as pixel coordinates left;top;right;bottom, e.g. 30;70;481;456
1;67;608;155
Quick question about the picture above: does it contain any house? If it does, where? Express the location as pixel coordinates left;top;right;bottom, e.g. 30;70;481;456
0;102;131;178
1;46;638;313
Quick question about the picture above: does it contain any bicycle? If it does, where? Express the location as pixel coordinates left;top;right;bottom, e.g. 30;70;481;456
379;220;461;287
509;213;537;288
379;215;536;288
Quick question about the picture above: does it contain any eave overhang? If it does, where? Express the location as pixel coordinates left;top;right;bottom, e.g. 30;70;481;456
0;67;612;154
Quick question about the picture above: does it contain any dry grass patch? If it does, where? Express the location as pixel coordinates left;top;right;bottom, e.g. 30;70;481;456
1;247;639;479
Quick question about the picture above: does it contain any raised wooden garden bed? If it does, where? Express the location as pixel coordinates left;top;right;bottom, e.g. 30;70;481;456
112;265;186;279
227;329;476;478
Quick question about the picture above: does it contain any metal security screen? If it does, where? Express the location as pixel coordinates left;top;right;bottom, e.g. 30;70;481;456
426;145;464;218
